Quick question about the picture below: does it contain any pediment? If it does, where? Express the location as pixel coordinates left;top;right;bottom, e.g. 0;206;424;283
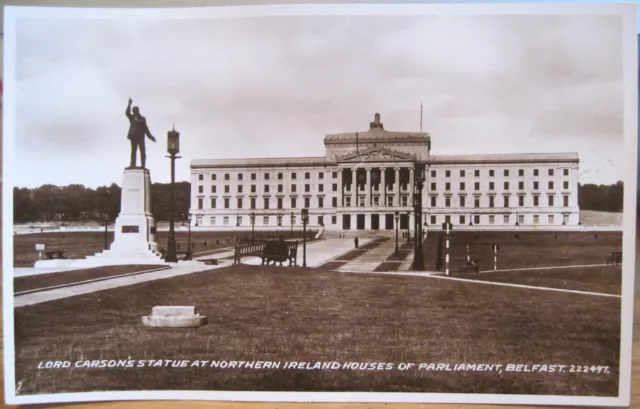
338;147;416;162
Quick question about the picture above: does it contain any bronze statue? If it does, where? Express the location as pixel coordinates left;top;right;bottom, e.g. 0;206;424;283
125;98;156;168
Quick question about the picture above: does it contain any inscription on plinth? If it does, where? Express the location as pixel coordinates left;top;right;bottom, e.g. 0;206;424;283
122;225;140;233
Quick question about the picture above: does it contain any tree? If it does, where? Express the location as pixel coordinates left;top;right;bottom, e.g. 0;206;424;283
578;181;623;212
13;188;35;222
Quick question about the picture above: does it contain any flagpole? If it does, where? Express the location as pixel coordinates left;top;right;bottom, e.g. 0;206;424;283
420;102;423;132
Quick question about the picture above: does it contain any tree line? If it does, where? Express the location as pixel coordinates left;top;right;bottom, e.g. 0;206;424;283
13;182;191;223
13;181;624;223
577;181;623;213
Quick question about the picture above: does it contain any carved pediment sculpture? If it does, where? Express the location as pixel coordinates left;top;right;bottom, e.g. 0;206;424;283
338;147;415;162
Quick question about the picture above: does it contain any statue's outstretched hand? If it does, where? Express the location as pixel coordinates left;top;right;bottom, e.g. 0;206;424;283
128;98;132;105
150;135;156;142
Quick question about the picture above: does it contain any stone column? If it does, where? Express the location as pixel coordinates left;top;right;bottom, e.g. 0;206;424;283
409;213;415;236
380;168;386;207
366;168;372;207
338;168;343;207
409;167;415;198
395;167;401;207
351;168;357;208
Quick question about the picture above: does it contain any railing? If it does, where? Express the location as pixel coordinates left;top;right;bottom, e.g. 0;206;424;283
233;239;266;264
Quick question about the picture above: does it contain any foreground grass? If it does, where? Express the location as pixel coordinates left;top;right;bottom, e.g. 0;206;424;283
13;265;167;293
14;265;620;396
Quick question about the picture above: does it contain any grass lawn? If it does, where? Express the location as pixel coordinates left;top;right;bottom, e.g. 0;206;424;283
318;261;347;270
13;230;317;267
373;262;402;272
385;250;411;262
424;231;622;271
13;265;167;293
461;266;622;295
14;265;619;396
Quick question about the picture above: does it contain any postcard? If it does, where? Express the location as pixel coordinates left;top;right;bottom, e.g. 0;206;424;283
3;2;638;406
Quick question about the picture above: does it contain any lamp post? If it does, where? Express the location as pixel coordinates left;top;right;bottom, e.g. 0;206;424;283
301;208;309;267
250;212;256;241
406;211;411;243
187;212;192;257
412;164;425;271
165;126;180;263
394;211;400;256
290;212;294;238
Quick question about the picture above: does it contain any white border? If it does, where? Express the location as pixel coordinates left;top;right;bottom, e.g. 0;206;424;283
3;2;638;406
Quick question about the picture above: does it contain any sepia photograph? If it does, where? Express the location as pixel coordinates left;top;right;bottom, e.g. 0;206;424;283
2;2;638;406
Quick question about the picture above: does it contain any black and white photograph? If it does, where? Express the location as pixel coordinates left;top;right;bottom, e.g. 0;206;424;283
2;2;638;406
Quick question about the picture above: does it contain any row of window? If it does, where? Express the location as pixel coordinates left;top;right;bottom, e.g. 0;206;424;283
207;215;324;227
197;167;573;183
432;194;571;208
198;180;573;195
199;213;568;227
198;171;338;182
197;193;571;210
432;180;570;191
433;168;570;178
199;183;334;194
435;213;568;225
201;197;325;210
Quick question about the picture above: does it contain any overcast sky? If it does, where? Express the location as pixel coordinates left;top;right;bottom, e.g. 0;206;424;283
10;11;625;188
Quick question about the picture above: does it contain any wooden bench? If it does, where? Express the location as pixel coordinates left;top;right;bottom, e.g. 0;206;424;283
44;251;66;260
260;241;299;267
233;240;265;264
606;251;622;265
160;250;193;261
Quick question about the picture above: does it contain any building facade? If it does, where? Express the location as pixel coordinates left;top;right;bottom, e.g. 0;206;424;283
190;113;580;230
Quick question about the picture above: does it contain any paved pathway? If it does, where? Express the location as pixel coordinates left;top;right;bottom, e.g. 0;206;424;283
240;238;373;267
478;263;612;274
399;250;416;271
13;266;86;278
336;238;395;272
14;261;225;308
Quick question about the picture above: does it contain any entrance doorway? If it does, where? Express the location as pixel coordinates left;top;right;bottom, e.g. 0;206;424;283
371;214;380;230
342;214;351;230
400;214;409;230
385;214;394;230
357;214;365;230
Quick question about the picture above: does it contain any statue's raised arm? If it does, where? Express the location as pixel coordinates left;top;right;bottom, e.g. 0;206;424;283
126;98;133;119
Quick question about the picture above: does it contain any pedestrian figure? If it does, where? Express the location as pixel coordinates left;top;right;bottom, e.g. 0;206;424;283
354;236;359;249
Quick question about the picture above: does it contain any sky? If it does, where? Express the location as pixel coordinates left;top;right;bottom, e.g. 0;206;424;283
9;9;627;188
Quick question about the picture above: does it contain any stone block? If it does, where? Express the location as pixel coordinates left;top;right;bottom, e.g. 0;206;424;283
142;305;207;328
151;306;195;316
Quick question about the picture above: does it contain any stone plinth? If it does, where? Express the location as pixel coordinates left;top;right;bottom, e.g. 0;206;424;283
141;306;208;328
34;168;165;269
110;168;159;254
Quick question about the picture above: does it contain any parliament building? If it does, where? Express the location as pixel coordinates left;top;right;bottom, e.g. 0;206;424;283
189;113;580;231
